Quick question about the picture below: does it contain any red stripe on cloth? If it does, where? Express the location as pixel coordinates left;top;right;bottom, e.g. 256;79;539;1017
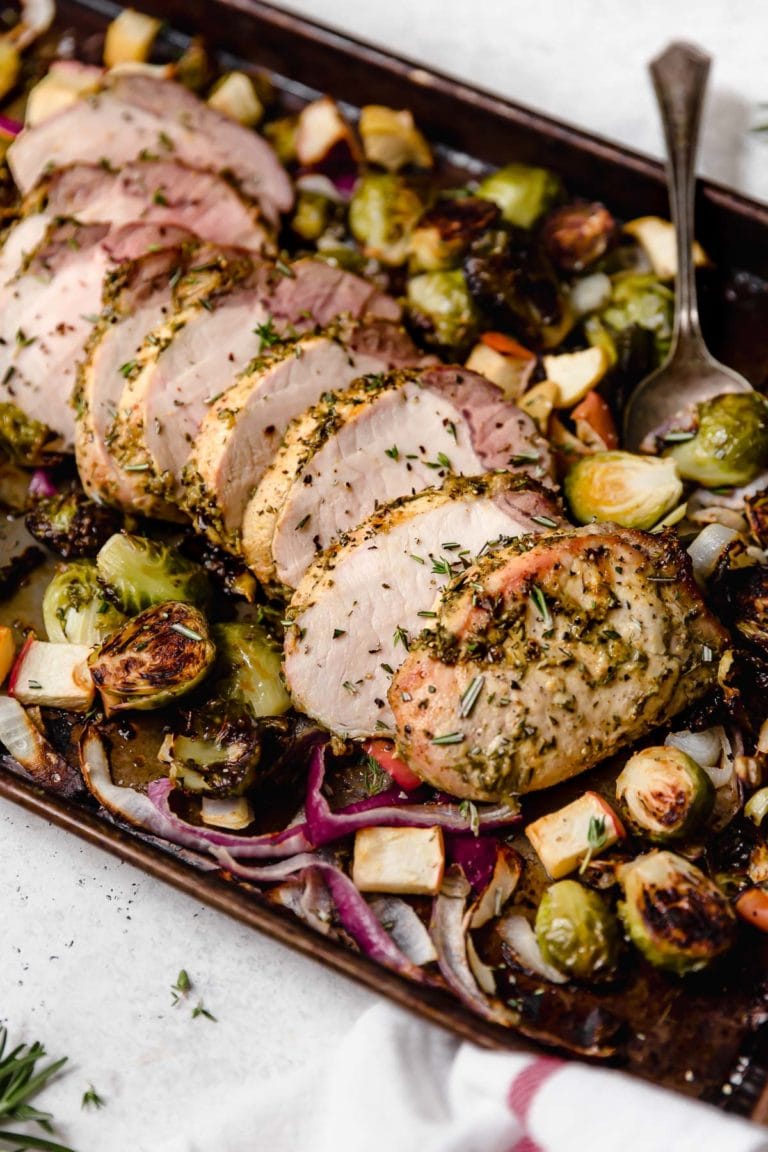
509;1137;545;1152
508;1056;562;1123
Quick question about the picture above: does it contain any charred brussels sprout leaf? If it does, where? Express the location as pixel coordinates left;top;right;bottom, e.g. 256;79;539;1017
409;196;501;272
406;269;479;353
463;227;563;347
617;850;735;975
534;879;621;981
541;201;615;273
26;490;122;558
43;560;127;645
666;392;768;488
564;451;683;529
616;746;714;843
89;602;216;713
0;401;63;465
165;701;261;797
213;622;291;718
96;533;210;614
349;173;427;266
713;563;768;658
476;163;561;230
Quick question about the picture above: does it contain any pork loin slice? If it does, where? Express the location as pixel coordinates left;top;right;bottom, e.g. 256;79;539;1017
0;214;49;285
8;76;292;225
244;364;553;591
390;525;730;801
0;220;114;450
31;160;274;255
182;321;423;551
283;474;562;739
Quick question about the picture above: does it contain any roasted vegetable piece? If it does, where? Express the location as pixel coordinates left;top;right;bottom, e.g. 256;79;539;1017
96;534;210;614
0;401;62;465
88;602;216;713
615;746;714;842
264;114;298;165
296;96;360;172
207;71;263;127
10;637;94;710
745;489;768;548
26;490;122;558
409;197;501;272
714;563;768;656
406;269;479;352
358;105;432;171
463;227;563;347
103;7;161;66
164;701;262;797
735;887;768;933
291;189;334;242
213;622;290;718
617;850;735;975
476;163;561;230
535;880;621;981
666;392;768;488
587;273;674;367
349;173;426;265
43;561;127;645
541;201;615;272
565;451;683;529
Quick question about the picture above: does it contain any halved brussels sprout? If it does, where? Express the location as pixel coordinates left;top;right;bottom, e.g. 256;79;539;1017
358;105;432;172
26;490;122;559
349;173;426;266
666;392;768;489
564;451;683;529
406;269;479;352
409;197;500;272
617;850;735;975
96;534;210;614
0;401;61;465
541;202;615;273
534;879;621;981
43;561;127;645
213;622;290;718
587;273;674;367
475;163;561;230
616;746;714;843
165;701;261;797
463;227;564;348
292;190;333;242
88;602;216;713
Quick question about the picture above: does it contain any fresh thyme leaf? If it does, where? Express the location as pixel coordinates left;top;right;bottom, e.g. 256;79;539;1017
530;514;559;529
171;968;192;1006
579;814;608;875
81;1084;105;1111
253;317;280;348
119;360;138;378
191;1002;217;1022
15;329;36;348
529;584;552;629
363;753;391;796
384;445;400;461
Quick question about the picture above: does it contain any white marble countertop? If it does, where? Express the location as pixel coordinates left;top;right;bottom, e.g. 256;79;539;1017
2;2;766;1148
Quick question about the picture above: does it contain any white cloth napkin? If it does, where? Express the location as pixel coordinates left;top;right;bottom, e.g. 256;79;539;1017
157;1001;768;1152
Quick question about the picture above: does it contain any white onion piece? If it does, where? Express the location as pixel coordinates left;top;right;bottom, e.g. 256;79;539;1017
497;914;568;985
368;895;437;966
466;934;496;995
0;694;79;795
201;795;254;831
8;0;55;50
665;726;725;769
690;471;768;512
80;727;178;836
687;523;739;585
295;172;346;203
569;272;611;317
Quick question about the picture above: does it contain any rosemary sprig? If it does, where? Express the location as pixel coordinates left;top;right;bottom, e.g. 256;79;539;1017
0;1025;73;1152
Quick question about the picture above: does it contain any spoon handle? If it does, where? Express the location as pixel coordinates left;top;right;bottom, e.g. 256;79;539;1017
649;41;711;349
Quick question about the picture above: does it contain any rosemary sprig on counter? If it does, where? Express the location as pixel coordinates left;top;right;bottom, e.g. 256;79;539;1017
0;1025;74;1151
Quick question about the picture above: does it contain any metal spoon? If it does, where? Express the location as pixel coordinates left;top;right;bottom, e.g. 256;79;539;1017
622;41;752;452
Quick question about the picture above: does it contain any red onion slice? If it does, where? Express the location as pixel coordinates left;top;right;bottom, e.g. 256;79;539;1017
367;896;437;966
28;469;57;500
0;114;22;136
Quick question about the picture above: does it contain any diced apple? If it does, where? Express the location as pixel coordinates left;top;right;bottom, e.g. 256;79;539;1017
465;342;535;401
9;639;94;710
0;41;20;102
208;72;263;128
201;795;254;830
352;826;445;895
543;345;608;408
295;96;360;171
25;61;103;127
358;104;432;171
518;380;558;433
525;791;624;879
623;216;708;280
0;627;15;686
103;8;162;68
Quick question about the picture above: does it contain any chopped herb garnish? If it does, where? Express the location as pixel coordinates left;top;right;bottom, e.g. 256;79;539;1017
663;430;696;443
431;731;465;745
15;329;36;347
380;663;395;675
459;799;480;837
170;622;204;642
410;554;425;565
579;814;608;874
254;317;280;347
529;584;552;629
509;452;540;465
276;259;295;278
123;462;150;473
152;188;168;205
171;969;192;1006
384;445;400;461
531;514;559;529
458;674;485;719
119;360;138;377
191;1002;217;1022
332;628;346;639
417;610;437;618
295;514;310;530
431;557;451;576
445;420;457;441
393;625;409;650
26;680;42;690
342;680;359;695
81;1084;105;1110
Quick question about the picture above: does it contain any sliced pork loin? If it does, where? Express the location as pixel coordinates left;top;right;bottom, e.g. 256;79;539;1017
8;74;292;225
244;364;553;592
182;321;423;551
105;259;408;517
27;160;274;255
283;474;563;740
0;219;115;451
391;525;730;800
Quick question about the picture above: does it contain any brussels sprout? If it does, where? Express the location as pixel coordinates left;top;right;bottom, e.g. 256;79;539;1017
476;163;561;230
96;534;210;614
616;746;714;843
349;173;426;266
358;104;432;172
617;850;735;975
588;273;674;367
26;490;122;559
409;197;500;272
463;227;563;348
89;602;216;713
0;402;62;465
666;393;768;489
541;201;615;272
292;190;334;242
407;269;479;352
534;880;621;981
213;622;290;717
165;701;261;797
263;114;298;165
43;561;127;645
564;451;683;529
